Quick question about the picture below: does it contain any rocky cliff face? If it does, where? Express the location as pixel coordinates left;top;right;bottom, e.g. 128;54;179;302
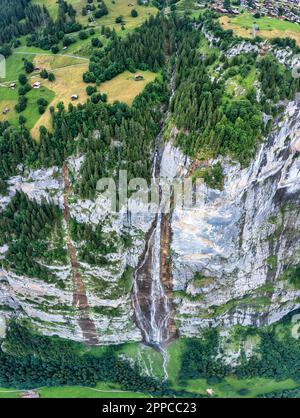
0;98;299;346
171;98;300;336
0;158;150;344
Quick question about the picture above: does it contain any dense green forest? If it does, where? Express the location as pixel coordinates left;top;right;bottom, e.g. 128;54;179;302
84;14;170;83
179;311;300;385
0;0;50;46
0;321;160;391
0;191;66;287
0;321;205;397
1;312;300;396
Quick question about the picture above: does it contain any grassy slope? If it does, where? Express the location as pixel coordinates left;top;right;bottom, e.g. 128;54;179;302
0;52;88;137
22;86;55;129
32;0;157;32
39;382;148;398
32;0;59;19
0;84;55;130
30;62;89;138
0;53;34;83
0;88;18;124
99;70;158;105
165;338;299;398
220;13;300;46
94;0;157;32
0;383;148;398
231;13;300;32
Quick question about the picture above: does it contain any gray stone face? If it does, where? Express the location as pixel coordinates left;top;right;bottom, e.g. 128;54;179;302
171;99;300;335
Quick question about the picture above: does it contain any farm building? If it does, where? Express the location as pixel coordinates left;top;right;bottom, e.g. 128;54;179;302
134;74;144;81
32;81;41;89
20;390;39;399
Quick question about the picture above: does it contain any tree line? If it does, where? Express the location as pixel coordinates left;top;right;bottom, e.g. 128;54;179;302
0;191;65;287
0;0;50;46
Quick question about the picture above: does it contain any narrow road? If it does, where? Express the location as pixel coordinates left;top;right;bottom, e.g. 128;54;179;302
13;51;89;61
63;163;98;345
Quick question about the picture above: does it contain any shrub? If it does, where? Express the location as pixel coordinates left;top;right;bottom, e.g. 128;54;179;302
40;69;48;79
37;98;48;107
38;105;46;114
18;74;27;85
86;85;97;96
24;60;34;74
48;73;55;82
51;45;59;54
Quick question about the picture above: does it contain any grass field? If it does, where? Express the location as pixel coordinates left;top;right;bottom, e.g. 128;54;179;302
33;54;87;71
0;389;20;399
117;342;165;380
220;14;300;46
99;70;157;105
225;67;257;99
0;85;55;129
30;62;89;138
183;376;299;398
23;86;55;129
0;377;298;398
16;30;106;58
66;29;107;56
0;53;34;83
166;339;300;398
0;53;87;137
33;0;157;32
95;0;157;32
0;383;148;398
39;382;148;398
32;0;59;19
0;87;18;124
173;0;205;19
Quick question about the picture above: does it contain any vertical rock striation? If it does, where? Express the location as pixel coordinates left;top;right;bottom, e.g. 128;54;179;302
171;99;300;335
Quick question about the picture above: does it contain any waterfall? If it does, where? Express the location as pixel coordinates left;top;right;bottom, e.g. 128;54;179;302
131;67;177;381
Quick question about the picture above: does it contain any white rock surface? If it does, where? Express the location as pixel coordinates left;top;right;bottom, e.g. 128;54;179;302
171;99;300;335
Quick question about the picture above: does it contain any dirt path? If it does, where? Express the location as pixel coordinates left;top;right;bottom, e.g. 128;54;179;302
13;51;89;61
63;164;98;345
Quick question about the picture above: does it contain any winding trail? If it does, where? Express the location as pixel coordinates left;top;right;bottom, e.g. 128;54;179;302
13;51;89;61
63;164;98;345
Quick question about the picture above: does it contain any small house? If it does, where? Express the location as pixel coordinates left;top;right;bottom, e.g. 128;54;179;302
71;94;79;101
10;82;16;89
32;81;41;89
20;390;40;399
134;74;144;81
206;388;214;396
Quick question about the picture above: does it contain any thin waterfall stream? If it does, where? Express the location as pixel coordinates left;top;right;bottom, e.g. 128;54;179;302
131;68;177;380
